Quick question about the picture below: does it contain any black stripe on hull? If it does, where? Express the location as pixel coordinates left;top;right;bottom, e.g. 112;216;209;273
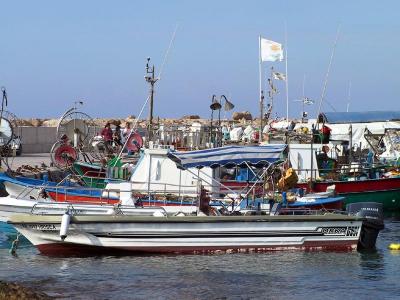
91;232;325;239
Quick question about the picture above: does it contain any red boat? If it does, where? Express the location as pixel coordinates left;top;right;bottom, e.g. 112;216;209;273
297;177;400;210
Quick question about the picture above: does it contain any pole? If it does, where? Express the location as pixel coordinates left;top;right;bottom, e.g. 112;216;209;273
349;124;353;164
284;22;289;122
210;110;214;146
259;35;264;142
145;58;158;144
310;132;314;192
302;74;306;122
148;69;155;142
217;105;221;147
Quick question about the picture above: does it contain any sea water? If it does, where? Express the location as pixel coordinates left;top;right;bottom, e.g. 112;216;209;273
0;216;399;299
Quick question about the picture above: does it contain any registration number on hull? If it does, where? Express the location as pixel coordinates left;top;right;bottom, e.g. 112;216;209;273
22;224;57;231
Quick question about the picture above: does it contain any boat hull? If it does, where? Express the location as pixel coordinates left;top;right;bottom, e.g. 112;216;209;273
297;177;400;210
10;214;363;255
3;181;40;199
47;191;118;204
287;196;344;211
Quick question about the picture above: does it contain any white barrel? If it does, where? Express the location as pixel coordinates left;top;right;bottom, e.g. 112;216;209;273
60;212;71;240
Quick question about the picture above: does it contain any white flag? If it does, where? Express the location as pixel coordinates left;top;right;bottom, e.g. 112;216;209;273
273;72;286;81
260;38;284;62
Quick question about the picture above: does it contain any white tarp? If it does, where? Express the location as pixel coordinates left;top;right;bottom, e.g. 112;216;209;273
289;144;322;181
328;121;400;149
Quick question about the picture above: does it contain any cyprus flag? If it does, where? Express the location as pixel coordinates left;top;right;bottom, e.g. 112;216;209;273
260;38;284;62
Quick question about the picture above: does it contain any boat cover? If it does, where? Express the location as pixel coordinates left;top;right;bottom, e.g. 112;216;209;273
168;144;287;169
319;111;400;124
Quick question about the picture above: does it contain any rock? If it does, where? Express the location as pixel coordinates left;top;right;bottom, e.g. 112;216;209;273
41;119;58;127
232;111;252;121
30;118;43;127
0;281;52;299
125;116;136;124
15;119;33;126
107;119;118;126
181;115;200;120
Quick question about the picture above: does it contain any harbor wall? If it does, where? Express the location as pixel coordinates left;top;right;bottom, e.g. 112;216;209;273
19;126;57;153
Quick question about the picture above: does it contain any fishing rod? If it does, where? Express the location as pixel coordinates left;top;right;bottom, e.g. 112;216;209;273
316;25;341;122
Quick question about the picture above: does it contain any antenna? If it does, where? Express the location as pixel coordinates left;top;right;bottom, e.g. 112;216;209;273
317;25;341;118
347;81;352;112
157;23;179;80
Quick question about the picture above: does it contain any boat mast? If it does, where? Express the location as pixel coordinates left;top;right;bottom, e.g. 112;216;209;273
259;36;264;142
284;22;289;122
145;57;158;143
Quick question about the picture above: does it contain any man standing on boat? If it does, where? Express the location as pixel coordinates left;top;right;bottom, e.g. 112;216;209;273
101;122;113;151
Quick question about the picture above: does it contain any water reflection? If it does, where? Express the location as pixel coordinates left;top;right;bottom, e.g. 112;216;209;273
0;219;399;299
358;250;385;281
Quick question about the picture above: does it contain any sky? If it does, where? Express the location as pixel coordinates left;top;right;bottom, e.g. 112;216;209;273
0;0;399;120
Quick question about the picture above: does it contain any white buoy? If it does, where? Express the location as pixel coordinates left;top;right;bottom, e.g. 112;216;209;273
60;212;71;241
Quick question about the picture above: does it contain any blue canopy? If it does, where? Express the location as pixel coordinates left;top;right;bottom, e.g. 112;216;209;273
319;111;400;124
168;145;287;169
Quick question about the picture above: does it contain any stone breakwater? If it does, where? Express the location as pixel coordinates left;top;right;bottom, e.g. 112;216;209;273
15;111;255;128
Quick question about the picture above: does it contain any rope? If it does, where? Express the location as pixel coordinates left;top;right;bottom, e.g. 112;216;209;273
114;95;151;162
9;232;21;256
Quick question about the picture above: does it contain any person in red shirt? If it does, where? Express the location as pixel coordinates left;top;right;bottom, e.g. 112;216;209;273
101;123;113;147
321;124;331;143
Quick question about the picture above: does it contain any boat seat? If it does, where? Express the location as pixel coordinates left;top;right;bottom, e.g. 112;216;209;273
270;203;281;216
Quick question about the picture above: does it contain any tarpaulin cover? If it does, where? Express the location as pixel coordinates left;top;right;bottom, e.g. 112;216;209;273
168;144;287;169
319;111;400;124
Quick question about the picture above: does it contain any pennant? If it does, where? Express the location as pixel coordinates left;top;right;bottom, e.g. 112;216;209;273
273;72;286;81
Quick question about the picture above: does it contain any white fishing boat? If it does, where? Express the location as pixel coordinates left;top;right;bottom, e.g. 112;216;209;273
8;201;384;256
6;144;384;256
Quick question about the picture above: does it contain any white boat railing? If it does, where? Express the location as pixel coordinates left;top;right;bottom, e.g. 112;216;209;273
29;201;169;216
10;174;268;210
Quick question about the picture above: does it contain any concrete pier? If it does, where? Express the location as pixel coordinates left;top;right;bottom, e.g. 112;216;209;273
3;153;51;169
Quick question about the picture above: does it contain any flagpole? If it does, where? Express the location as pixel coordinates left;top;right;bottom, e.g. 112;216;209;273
259;35;264;142
285;22;289;123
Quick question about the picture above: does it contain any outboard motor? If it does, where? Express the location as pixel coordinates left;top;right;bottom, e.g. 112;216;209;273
346;202;384;250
